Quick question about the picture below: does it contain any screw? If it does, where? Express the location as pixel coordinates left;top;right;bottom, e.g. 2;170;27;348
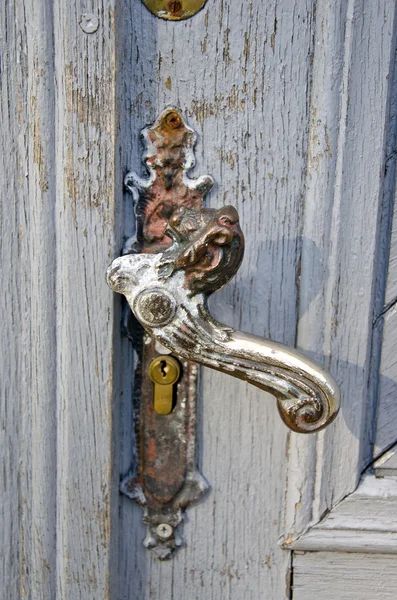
156;523;173;540
168;1;182;14
79;13;99;34
165;111;182;130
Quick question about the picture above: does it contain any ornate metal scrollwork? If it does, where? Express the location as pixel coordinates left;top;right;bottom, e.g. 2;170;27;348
107;108;340;558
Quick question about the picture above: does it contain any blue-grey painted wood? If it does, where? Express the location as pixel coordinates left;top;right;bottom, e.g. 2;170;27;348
1;0;397;598
374;96;397;456
1;1;57;598
53;2;121;598
286;0;397;546
118;0;397;598
374;444;397;477
372;25;397;458
1;1;121;599
293;552;397;599
118;0;316;597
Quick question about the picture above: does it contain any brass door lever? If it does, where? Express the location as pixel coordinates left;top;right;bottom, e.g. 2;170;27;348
107;108;340;558
108;224;340;433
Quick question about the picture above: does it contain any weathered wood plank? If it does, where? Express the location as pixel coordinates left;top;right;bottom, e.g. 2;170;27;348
119;0;316;598
1;1;28;596
1;1;58;598
24;1;58;598
373;60;397;455
53;2;120;598
293;552;397;599
292;474;397;553
286;0;397;543
374;443;397;477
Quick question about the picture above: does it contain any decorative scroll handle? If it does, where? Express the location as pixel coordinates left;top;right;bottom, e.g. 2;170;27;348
108;202;340;434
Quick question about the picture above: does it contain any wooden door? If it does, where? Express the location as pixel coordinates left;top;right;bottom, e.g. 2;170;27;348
2;1;397;599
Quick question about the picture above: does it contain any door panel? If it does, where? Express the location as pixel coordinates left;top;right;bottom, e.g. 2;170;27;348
119;1;315;598
293;552;397;600
1;1;120;598
2;0;397;599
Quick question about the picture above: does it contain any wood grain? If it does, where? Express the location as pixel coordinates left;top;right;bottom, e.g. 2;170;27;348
53;1;121;598
292;474;397;553
1;1;121;599
374;62;397;455
2;0;397;598
1;0;58;597
374;305;397;455
293;552;397;599
119;0;316;597
286;0;397;544
374;443;397;477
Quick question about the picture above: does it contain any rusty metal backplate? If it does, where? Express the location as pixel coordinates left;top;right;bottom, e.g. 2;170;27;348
142;0;207;21
121;108;211;559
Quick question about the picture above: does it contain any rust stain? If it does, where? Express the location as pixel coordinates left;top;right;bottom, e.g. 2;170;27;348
17;88;23;126
62;61;115;224
187;85;247;123
65;146;78;226
270;16;278;51
64;62;112;135
201;11;209;53
223;28;232;64
243;31;250;61
218;148;236;168
31;95;49;193
165;76;172;90
308;107;333;172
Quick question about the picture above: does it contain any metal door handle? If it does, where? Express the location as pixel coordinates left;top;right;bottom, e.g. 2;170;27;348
108;204;339;434
106;108;340;558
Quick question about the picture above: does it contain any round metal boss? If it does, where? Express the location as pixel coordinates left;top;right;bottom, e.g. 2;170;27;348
142;0;208;21
133;288;176;328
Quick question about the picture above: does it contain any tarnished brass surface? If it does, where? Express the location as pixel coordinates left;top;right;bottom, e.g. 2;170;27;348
149;355;181;415
108;244;341;434
142;0;207;21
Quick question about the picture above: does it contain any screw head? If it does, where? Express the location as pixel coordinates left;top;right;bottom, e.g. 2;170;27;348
168;1;182;13
156;523;173;540
165;111;182;130
133;288;176;328
79;13;99;34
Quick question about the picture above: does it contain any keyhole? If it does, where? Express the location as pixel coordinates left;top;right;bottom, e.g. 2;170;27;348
160;360;168;378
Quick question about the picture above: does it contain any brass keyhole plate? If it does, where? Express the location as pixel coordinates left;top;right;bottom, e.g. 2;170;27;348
142;0;208;21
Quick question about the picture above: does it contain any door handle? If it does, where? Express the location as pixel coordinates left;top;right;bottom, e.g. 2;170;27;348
107;108;340;558
108;206;340;433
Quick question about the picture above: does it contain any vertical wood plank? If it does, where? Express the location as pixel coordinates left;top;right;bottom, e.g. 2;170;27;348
1;1;58;598
25;0;57;597
119;0;316;597
53;2;120;598
0;1;27;596
373;59;397;455
286;0;397;542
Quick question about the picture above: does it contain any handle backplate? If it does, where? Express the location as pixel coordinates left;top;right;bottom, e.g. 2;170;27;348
108;108;340;559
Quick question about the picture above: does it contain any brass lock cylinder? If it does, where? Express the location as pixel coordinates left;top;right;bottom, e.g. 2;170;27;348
149;355;181;415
